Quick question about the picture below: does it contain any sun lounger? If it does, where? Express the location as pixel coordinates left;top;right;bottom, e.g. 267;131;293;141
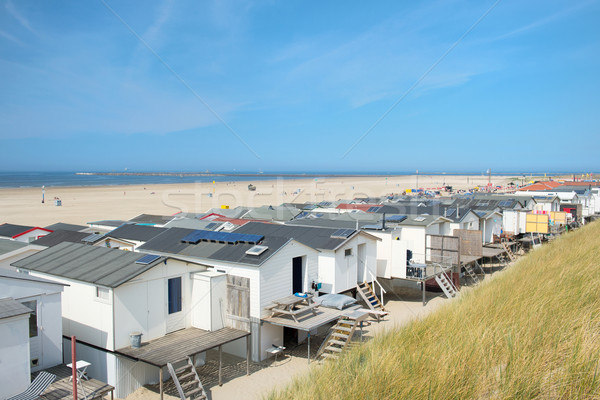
7;371;56;400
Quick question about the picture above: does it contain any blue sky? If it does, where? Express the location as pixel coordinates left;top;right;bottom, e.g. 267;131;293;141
0;0;598;173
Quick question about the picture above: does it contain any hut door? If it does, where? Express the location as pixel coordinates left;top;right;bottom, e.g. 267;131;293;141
292;257;303;294
166;276;185;333
357;244;366;283
226;275;250;331
22;298;42;371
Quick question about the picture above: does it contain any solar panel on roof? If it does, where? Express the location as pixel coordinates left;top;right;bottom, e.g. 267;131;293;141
498;200;513;207
181;230;263;245
318;201;332;207
135;254;160;265
295;212;309;219
445;208;456;217
367;206;381;212
330;228;356;239
205;222;220;230
81;233;104;243
385;215;407;222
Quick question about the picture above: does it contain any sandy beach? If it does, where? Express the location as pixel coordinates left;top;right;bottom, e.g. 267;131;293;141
0;174;520;227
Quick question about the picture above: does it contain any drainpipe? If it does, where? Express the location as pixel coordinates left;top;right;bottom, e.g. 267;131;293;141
382;213;386;230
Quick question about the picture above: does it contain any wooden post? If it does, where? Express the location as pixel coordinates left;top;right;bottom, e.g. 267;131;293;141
246;335;250;375
159;367;163;400
219;345;223;386
422;281;426;307
71;336;77;400
307;332;311;365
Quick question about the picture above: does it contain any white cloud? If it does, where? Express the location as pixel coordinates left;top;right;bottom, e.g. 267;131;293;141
5;0;36;34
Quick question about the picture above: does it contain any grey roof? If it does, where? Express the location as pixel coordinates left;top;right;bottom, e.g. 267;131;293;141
0;298;32;319
234;222;356;251
128;214;175;226
31;230;90;247
164;218;223;230
243;205;302;222
0;238;28;255
375;203;476;223
204;207;249;219
287;212;382;230
0;223;35;238
0;268;67;286
107;224;168;242
12;242;166;288
398;215;450;227
138;227;290;266
87;220;129;228
286;219;369;230
44;222;88;232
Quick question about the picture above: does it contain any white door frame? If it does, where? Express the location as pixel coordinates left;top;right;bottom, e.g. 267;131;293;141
165;276;185;333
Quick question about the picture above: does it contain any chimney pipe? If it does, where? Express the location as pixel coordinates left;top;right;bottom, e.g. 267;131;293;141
382;213;386;230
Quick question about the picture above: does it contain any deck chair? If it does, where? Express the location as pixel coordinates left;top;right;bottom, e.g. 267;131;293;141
7;371;56;400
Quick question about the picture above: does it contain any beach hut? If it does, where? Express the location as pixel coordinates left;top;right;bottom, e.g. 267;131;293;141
137;226;321;361
0;298;33;399
12;243;251;398
0;269;65;372
0;223;52;243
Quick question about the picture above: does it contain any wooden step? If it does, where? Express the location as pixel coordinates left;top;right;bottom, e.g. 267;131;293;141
178;371;196;381
181;380;197;390
331;332;349;339
185;387;204;398
174;364;193;374
328;339;347;346
324;346;343;353
334;325;352;332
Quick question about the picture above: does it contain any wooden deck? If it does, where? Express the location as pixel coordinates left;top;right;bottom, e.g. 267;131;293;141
115;327;250;367
33;364;114;400
262;305;361;331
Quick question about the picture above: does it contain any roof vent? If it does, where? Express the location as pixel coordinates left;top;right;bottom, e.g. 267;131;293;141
246;245;268;256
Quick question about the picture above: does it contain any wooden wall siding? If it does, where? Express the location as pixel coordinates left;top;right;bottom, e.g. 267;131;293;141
226;275;250;331
453;229;483;257
426;234;461;265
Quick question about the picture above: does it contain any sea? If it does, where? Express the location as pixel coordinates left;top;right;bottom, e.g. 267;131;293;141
0;171;559;189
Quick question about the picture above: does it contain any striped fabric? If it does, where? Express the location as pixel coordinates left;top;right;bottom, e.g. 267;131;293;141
7;371;56;400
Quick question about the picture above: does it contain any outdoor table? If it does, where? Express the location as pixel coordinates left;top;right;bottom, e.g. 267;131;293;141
267;294;318;322
67;360;91;382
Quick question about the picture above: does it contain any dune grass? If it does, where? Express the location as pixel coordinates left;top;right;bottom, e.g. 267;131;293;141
267;221;600;399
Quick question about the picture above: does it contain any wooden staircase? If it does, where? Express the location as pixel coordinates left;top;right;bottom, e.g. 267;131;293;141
463;263;480;284
501;241;517;262
167;357;207;400
356;281;386;313
434;271;457;299
316;316;358;361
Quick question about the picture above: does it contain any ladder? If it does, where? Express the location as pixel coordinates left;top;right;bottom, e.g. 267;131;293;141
463;263;479;284
316;316;358;361
356;281;386;313
434;271;457;299
167;357;207;400
473;260;486;276
501;241;517;262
